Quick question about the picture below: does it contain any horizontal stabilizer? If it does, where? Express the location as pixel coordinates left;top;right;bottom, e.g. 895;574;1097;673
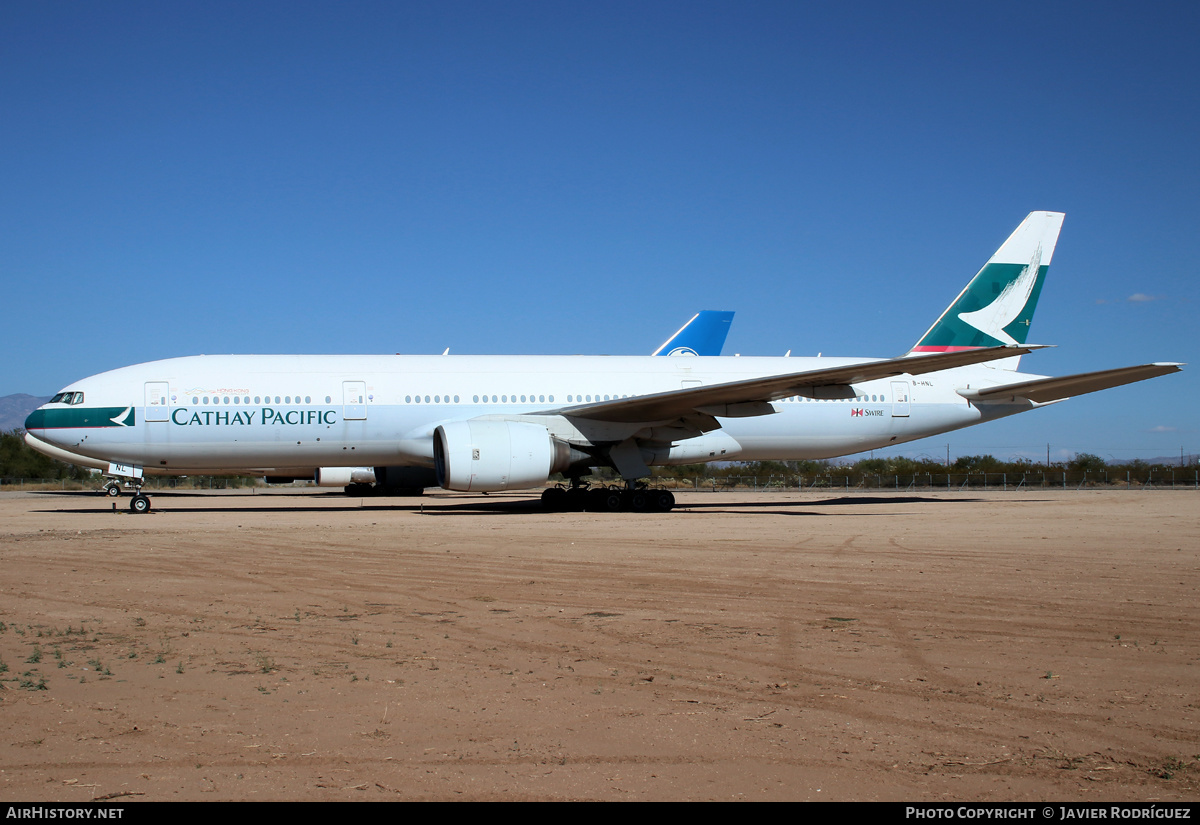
957;362;1183;404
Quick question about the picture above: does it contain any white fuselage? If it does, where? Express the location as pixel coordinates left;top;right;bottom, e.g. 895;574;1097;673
26;353;1037;477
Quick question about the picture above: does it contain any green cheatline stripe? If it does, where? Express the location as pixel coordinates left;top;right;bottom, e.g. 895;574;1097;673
25;407;136;429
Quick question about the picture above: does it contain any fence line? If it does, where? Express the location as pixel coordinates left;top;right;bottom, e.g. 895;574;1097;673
0;477;256;491
5;471;1200;493
652;470;1200;491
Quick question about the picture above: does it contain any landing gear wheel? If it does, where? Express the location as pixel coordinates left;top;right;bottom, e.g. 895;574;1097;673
652;490;676;512
104;483;121;497
541;487;567;511
565;486;589;512
129;494;151;514
585;487;608;512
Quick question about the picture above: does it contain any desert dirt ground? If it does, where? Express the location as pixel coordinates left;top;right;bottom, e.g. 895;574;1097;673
1;487;1198;802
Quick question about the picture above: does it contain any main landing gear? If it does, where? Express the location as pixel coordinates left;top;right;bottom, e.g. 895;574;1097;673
541;480;675;513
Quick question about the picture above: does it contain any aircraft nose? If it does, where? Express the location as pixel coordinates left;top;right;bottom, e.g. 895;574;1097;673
24;407;47;432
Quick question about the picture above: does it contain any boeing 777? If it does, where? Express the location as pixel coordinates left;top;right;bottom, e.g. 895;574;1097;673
25;212;1181;513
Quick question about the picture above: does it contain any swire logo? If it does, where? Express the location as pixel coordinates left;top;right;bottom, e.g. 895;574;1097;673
851;408;863;417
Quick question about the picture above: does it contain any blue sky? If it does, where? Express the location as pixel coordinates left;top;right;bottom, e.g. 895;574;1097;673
2;1;1196;462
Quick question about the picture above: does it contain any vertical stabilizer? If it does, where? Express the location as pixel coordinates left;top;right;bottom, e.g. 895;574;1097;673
908;211;1064;370
653;310;735;356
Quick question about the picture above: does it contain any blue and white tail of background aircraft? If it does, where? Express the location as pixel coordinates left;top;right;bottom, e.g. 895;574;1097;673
25;212;1182;513
653;311;735;357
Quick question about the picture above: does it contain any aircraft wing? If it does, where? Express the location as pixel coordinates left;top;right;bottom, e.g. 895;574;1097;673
551;344;1042;424
957;362;1183;404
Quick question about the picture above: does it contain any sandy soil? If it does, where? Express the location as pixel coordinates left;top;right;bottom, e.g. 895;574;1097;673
1;487;1198;801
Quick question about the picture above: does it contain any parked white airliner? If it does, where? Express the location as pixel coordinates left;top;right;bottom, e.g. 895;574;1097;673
25;212;1181;512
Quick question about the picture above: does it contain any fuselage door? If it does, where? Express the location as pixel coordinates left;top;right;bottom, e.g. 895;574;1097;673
145;382;170;422
891;380;911;418
343;381;367;420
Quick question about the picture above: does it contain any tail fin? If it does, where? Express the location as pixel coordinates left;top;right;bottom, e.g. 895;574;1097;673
909;211;1065;370
653;310;735;356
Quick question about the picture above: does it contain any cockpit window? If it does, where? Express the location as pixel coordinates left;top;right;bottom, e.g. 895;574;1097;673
70;392;83;405
50;392;83;404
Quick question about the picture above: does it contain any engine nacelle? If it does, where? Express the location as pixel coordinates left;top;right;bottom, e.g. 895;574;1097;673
434;420;573;492
315;467;377;487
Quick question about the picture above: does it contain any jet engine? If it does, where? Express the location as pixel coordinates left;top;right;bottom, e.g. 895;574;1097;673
434;420;576;492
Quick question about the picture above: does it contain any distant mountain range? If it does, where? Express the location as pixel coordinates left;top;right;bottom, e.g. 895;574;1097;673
1;394;50;431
